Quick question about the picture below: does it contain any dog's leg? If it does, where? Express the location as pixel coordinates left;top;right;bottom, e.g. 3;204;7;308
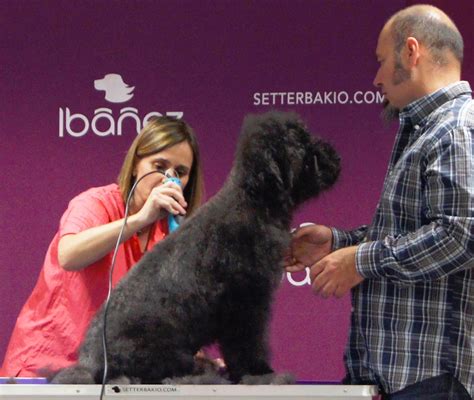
139;349;196;384
218;304;273;383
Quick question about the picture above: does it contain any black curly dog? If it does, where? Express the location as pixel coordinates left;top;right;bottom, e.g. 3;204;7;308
51;111;340;384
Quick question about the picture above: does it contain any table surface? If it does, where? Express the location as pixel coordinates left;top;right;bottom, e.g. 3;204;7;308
0;384;379;400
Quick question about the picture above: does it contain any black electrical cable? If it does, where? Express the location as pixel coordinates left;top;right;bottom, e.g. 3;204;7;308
99;170;162;400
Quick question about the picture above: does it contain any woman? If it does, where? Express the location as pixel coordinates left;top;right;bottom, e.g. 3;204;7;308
1;116;204;377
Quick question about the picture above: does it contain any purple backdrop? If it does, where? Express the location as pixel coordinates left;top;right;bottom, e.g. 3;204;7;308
1;0;472;382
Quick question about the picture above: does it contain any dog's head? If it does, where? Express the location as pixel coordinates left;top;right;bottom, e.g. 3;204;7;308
234;111;340;215
94;73;135;103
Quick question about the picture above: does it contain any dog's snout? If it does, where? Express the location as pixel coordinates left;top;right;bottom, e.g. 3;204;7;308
94;79;104;90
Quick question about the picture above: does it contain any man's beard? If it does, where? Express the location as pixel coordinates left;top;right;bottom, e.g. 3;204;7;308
381;99;399;124
380;56;409;124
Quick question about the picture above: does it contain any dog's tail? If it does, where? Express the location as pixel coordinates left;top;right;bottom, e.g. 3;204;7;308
48;365;96;384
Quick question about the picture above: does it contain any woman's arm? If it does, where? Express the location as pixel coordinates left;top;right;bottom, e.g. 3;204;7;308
59;181;187;271
58;213;145;271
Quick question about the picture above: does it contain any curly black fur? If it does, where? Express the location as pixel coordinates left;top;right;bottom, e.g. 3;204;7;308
51;111;340;384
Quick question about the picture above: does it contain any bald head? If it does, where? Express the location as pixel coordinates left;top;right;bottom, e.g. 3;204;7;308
385;4;463;68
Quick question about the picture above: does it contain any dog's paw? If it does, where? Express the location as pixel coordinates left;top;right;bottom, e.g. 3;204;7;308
240;372;295;385
50;366;95;384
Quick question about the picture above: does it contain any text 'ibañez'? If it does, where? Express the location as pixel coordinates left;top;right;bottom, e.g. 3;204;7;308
58;107;183;138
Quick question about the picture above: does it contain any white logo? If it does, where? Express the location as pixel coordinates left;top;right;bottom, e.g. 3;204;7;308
94;73;135;103
59;74;183;138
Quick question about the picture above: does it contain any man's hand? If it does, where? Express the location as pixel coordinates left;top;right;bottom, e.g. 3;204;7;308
310;246;364;298
284;224;333;272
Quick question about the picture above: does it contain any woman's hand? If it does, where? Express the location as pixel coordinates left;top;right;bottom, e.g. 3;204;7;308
135;180;188;226
194;350;226;373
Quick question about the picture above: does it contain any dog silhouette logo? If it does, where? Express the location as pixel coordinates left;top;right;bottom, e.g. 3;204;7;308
94;73;135;103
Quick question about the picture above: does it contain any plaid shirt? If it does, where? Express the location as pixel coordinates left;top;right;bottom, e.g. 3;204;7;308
333;81;474;395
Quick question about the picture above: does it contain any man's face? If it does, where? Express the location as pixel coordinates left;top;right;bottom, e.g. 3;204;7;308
373;27;412;120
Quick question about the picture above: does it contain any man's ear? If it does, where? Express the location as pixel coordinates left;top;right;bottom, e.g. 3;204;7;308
405;36;421;67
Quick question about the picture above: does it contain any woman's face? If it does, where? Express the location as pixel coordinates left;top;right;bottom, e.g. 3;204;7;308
132;141;194;209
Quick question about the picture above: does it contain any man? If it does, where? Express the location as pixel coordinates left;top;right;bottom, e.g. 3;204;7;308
286;5;473;399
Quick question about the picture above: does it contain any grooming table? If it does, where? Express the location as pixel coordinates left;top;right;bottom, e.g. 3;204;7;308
0;383;379;400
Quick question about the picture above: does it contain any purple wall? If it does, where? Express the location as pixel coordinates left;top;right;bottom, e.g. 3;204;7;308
1;0;472;381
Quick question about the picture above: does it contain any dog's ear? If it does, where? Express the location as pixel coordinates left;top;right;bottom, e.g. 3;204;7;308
291;137;340;203
312;139;340;191
234;113;293;209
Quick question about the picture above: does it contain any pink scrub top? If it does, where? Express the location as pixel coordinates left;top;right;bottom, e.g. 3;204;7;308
1;184;168;377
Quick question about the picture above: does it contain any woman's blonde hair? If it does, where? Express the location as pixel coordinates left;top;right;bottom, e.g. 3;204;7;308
118;116;204;216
